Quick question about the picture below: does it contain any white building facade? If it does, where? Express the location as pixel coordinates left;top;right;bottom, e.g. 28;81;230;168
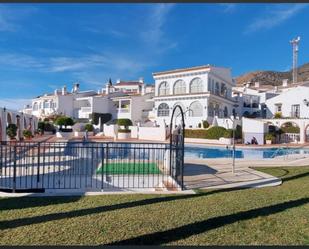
152;65;237;128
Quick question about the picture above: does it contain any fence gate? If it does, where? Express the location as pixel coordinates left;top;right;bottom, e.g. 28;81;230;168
169;105;185;190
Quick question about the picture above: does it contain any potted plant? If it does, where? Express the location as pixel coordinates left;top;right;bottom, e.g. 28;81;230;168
23;129;33;140
84;123;94;136
117;118;132;139
265;133;275;145
38;121;45;135
6;124;17;141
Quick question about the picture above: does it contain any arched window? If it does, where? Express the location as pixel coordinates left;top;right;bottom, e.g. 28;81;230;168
173;80;186;95
224;106;228;117
190;78;203;93
208;103;214;117
215;82;220;95
157;103;170;117
189;101;203;117
158;81;169;96
33;102;38;111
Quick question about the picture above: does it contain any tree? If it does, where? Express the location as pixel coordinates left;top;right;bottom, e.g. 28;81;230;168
55;116;74;127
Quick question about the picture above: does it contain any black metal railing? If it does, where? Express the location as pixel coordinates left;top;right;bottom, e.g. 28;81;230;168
0;141;184;193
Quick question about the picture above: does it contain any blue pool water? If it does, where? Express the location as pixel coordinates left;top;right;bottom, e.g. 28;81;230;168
185;145;309;159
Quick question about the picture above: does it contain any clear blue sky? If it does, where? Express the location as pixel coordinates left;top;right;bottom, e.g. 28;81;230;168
0;3;309;109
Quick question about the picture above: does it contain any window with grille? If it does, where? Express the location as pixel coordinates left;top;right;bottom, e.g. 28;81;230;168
158;103;170;117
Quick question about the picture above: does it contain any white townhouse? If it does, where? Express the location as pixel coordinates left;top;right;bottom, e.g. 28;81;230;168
25;83;97;120
24;80;155;125
232;83;278;118
152;65;237;128
265;83;309;119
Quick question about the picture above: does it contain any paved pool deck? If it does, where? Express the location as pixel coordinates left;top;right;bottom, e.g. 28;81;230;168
183;158;284;190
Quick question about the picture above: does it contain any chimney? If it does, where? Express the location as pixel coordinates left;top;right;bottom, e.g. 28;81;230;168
254;82;260;88
274;86;278;92
62;85;67;95
246;82;250;88
282;79;288;87
54;89;58;96
141;84;146;95
139;77;144;83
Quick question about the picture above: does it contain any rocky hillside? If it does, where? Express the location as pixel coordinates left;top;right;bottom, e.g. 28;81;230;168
236;63;309;86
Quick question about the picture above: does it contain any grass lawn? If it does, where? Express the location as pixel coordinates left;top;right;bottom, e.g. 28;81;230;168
0;166;308;245
96;162;160;174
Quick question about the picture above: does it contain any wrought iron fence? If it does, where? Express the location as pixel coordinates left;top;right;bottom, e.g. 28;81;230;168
0;141;184;193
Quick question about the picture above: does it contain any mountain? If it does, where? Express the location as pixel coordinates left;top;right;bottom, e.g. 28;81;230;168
235;63;309;86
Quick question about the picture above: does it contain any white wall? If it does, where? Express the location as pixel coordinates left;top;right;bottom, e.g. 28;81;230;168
138;126;168;141
242;117;267;145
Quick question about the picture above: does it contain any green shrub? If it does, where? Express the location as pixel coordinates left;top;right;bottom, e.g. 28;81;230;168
55;116;74;127
203;120;209;129
117;119;133;129
265;133;275;140
274;112;282;118
185;126;227;140
23;129;32;139
6;124;17;139
223;129;233;138
118;129;131;133
85;123;94;132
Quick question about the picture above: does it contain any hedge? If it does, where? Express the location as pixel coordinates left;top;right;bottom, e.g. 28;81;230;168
223;129;233;138
185;126;227;140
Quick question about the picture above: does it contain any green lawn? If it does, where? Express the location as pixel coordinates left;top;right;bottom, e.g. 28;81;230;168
0;166;308;245
96;162;160;174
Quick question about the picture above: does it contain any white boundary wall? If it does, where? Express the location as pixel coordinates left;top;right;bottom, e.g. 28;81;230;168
138;126;168;141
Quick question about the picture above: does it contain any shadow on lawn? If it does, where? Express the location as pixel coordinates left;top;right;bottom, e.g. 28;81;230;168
0;196;81;211
108;197;309;245
283;171;309;183
0;188;239;230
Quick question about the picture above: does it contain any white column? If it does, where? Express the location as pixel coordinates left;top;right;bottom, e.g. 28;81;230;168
300;121;306;144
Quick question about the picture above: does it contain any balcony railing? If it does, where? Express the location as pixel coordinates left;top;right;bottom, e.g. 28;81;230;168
80;107;92;112
117;108;130;113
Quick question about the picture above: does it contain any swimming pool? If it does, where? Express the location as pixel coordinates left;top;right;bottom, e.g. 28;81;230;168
185;145;309;159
